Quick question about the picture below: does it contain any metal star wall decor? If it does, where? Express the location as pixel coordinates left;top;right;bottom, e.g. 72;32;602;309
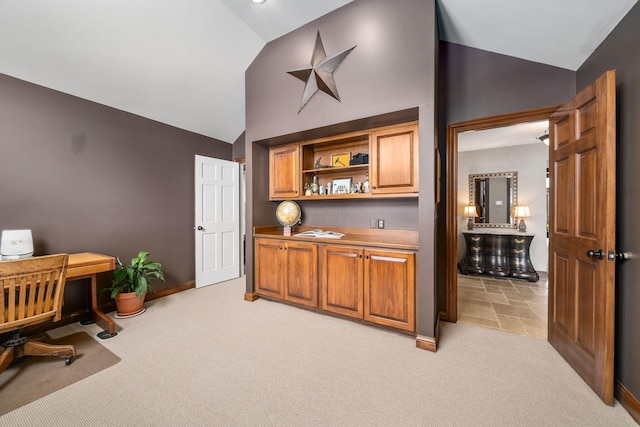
288;31;356;113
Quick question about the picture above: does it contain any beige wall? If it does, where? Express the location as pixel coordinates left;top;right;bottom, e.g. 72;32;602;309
457;143;548;272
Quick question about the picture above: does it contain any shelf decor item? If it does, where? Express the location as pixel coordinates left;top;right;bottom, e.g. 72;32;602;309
332;177;352;194
276;200;302;236
331;152;351;168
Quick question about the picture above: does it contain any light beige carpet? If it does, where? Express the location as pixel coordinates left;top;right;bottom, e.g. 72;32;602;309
0;331;121;415
0;276;635;426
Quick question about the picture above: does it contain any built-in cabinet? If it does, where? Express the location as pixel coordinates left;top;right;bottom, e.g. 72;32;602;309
269;122;419;200
269;144;300;199
254;238;318;308
253;227;417;333
321;245;415;331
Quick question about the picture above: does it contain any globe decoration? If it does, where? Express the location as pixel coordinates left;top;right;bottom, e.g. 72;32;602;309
276;200;301;236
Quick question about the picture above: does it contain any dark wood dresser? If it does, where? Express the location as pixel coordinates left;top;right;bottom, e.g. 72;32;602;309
460;231;539;282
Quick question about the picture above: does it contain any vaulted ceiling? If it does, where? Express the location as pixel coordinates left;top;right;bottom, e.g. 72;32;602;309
0;0;636;143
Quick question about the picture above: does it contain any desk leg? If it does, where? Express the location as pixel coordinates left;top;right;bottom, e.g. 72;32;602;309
88;273;118;339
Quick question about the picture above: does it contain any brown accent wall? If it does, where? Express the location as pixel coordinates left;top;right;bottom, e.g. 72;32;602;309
0;74;232;307
436;42;576;312
577;0;640;408
245;0;437;337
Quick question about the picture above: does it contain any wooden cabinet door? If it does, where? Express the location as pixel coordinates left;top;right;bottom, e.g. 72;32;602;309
254;238;284;299
283;241;318;308
269;144;300;199
370;123;419;194
364;249;415;332
321;245;364;319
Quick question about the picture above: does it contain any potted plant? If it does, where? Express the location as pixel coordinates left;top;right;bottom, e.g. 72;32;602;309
107;251;164;317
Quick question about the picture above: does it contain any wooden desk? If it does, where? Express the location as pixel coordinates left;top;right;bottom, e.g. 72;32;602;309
67;253;117;339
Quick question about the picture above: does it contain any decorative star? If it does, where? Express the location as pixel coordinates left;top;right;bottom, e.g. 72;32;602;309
288;31;356;113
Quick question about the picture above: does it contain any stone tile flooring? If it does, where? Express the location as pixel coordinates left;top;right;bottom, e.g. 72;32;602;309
457;272;548;339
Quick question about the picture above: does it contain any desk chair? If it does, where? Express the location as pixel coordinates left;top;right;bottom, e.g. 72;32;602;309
0;254;76;374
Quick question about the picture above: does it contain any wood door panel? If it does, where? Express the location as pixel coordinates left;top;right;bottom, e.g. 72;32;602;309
254;239;283;299
578;99;596;135
551;251;571;334
284;242;318;308
321;245;363;319
555;116;571;149
364;250;415;331
548;70;616;405
576;145;597;238
553;157;571;235
576;260;597;356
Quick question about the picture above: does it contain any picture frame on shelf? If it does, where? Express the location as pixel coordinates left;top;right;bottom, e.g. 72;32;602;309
331;152;351;168
331;177;352;194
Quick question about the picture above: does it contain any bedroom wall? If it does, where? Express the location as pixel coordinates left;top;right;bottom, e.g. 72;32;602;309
436;41;575;313
245;0;437;337
0;73;232;308
576;0;640;411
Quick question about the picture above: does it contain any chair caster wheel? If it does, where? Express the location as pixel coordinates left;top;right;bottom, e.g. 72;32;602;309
65;356;74;366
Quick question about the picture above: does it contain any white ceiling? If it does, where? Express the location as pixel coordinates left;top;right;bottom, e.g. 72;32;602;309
458;121;548;153
0;0;636;143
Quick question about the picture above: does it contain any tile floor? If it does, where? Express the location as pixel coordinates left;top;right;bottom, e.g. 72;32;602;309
457;272;548;339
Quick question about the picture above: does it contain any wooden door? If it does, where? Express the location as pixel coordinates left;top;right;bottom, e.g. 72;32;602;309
283;241;318;308
321;245;364;319
254;238;284;299
194;155;240;288
548;70;616;404
370;123;419;194
364;249;415;332
269;144;300;199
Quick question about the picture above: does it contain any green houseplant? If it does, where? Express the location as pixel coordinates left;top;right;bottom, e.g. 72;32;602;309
108;251;164;316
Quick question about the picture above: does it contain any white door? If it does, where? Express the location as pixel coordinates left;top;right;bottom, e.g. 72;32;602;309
195;155;240;288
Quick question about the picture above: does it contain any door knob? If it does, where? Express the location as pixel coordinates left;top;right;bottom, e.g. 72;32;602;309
586;249;604;260
196;226;204;231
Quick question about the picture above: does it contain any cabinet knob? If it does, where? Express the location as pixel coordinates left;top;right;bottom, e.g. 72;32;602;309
365;255;369;259
372;186;377;190
358;254;362;258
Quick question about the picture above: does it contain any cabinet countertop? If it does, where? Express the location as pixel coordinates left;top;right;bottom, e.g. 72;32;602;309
463;229;535;237
254;226;418;251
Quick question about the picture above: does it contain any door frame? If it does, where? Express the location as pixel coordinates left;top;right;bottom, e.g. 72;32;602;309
444;105;559;322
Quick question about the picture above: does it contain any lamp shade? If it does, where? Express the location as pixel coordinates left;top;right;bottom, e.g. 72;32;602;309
464;205;478;217
512;205;531;218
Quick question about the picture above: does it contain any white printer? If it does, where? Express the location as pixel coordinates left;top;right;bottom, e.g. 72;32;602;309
0;229;34;260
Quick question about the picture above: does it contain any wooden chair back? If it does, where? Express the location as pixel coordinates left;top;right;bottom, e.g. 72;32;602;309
0;254;69;334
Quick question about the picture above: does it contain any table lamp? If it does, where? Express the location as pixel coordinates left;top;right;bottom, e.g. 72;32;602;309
463;205;478;230
512;205;531;232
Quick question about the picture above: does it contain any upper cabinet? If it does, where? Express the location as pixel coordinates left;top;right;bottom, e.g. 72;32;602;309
269;144;300;199
268;121;419;200
370;123;419;194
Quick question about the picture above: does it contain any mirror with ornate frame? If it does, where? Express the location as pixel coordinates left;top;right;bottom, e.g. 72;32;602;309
469;171;518;228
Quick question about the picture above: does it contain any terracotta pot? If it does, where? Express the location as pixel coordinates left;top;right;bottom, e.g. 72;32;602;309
114;291;146;316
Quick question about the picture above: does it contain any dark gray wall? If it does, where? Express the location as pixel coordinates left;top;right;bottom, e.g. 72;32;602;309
232;131;245;160
577;0;640;404
436;41;576;311
245;0;437;336
0;74;232;299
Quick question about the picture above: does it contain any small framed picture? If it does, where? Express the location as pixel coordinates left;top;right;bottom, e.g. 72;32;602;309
331;152;351;168
331;177;352;194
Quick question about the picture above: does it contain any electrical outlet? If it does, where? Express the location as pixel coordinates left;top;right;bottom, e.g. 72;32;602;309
370;218;378;229
378;219;385;229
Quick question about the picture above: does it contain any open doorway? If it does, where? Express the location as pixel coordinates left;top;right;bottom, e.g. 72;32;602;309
443;106;559;329
455;120;549;338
